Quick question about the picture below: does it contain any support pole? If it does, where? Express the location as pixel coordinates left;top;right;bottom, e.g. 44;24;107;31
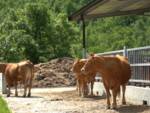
2;74;7;94
123;46;128;57
81;15;86;58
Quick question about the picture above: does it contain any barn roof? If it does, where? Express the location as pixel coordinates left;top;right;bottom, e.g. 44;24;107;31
69;0;150;21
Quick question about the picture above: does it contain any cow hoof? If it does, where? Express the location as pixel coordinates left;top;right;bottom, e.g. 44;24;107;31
81;93;86;98
23;95;26;97
112;106;117;110
15;94;18;97
122;101;126;105
81;95;85;98
27;93;31;97
79;93;81;96
106;106;110;109
90;93;94;96
7;95;10;97
112;107;117;110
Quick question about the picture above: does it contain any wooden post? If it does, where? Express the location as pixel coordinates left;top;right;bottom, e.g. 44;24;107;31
2;74;7;94
81;15;86;58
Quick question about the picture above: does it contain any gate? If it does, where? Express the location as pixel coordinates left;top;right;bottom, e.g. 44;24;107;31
96;46;150;86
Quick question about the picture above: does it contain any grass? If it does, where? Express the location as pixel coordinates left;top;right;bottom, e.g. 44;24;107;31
0;96;11;113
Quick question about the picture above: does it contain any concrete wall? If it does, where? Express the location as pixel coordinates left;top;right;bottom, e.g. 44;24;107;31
94;82;150;106
126;86;150;105
93;82;105;96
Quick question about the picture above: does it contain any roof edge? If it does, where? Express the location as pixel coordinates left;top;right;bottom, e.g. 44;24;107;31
68;0;103;21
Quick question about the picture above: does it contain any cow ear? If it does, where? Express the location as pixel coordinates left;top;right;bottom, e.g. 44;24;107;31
90;53;95;58
75;58;80;62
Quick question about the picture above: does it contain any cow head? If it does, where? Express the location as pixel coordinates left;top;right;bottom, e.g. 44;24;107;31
71;59;80;72
81;54;95;74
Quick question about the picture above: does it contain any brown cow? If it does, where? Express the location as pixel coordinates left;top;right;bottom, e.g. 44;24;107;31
81;54;131;109
72;59;96;97
17;60;34;97
0;60;34;97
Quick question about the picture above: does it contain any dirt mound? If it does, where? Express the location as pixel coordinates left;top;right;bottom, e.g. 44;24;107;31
33;57;76;88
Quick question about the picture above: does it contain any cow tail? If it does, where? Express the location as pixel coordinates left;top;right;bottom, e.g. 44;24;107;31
26;67;32;86
32;65;35;79
31;66;34;86
27;71;30;86
29;65;34;87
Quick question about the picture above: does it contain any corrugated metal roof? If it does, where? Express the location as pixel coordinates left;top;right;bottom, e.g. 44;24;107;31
69;0;150;21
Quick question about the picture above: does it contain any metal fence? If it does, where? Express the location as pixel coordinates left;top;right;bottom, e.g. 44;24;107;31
96;46;150;86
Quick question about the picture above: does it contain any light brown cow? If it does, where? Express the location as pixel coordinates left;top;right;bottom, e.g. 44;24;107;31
72;59;96;97
0;60;34;97
17;60;34;97
81;54;131;109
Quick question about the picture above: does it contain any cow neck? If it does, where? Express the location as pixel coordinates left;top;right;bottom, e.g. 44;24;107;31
95;56;119;79
94;56;106;75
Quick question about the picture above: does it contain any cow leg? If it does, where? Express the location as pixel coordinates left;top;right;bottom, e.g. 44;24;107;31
112;88;118;109
76;79;79;91
81;82;84;97
83;81;89;97
27;86;31;97
7;86;11;97
122;84;126;105
84;83;88;96
84;83;86;96
81;81;86;97
76;80;81;96
27;82;32;97
14;82;18;97
103;82;110;109
23;83;27;97
78;80;81;96
90;81;94;96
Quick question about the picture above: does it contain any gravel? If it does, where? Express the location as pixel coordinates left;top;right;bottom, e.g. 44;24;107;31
2;87;150;113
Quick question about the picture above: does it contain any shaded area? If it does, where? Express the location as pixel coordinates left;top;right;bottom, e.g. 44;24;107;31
117;105;150;113
47;90;106;101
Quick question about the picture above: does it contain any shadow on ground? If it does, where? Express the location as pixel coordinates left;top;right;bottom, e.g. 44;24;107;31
117;105;150;113
47;90;106;101
3;95;43;99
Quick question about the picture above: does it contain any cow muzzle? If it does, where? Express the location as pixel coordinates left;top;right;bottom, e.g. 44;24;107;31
81;67;85;73
70;68;73;72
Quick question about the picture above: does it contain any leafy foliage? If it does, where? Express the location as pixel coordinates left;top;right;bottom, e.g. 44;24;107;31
0;96;11;113
87;16;150;53
0;0;150;63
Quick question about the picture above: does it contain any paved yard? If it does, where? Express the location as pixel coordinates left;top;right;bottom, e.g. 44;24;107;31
2;87;150;113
